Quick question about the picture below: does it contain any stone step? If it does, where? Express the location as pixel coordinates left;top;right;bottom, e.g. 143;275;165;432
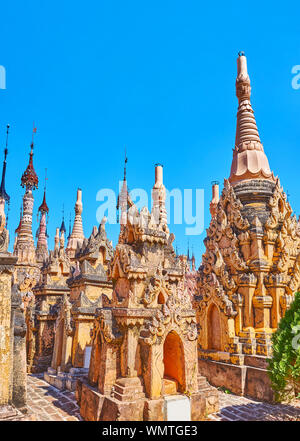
112;390;145;402
163;377;178;395
112;378;146;402
0;405;28;421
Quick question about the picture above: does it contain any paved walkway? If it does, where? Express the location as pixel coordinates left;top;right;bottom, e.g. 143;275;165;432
20;374;300;421
25;374;82;421
208;391;300;421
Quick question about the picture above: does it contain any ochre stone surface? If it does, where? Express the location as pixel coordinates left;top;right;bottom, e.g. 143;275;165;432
196;53;300;401
3;54;300;422
77;165;218;421
44;217;113;390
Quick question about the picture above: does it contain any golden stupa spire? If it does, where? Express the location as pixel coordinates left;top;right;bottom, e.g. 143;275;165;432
229;52;275;184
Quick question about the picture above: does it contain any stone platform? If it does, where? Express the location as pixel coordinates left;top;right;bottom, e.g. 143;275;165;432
44;367;88;391
198;357;274;402
76;374;219;421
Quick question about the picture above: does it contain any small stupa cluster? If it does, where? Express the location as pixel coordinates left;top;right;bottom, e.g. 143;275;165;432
0;52;299;421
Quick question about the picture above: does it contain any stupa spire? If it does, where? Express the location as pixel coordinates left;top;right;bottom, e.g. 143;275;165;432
0;125;10;204
151;163;169;233
117;149;132;228
36;170;49;264
0;125;11;251
54;227;60;253
60;204;66;234
66;188;84;259
68;213;72;239
123;146;128;182
229;52;275;184
14;127;39;264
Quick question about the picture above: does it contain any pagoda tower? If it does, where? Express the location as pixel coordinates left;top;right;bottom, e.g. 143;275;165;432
13;137;40;306
36;185;49;265
197;53;300;402
66;188;84;259
76;165;218;421
14;141;38;264
117;151;134;241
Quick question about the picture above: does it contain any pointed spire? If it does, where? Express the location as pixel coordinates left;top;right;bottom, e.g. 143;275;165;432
187;240;190;262
36;207;48;263
117;149;132;227
60;204;66;234
38;190;49;214
36;169;49;264
66;188;84;259
0;124;10;203
21;140;38;190
68;213;71;239
123;146;128;182
14;127;39;264
229;52;275;184
38;170;49;214
152;163;169;233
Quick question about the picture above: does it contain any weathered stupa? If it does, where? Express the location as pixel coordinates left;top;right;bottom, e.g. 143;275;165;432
35;186;49;265
66;188;85;260
76;165;219;421
197;53;300;401
13;138;40;305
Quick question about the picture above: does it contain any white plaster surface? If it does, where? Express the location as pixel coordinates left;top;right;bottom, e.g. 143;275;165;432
164;395;191;421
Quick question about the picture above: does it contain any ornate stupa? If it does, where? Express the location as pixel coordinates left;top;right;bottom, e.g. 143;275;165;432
13;135;40;307
66;189;85;259
36;183;49;265
14;141;38;264
197;53;300;402
76;165;219;421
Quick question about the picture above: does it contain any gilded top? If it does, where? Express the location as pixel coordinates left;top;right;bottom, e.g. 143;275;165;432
21;143;39;190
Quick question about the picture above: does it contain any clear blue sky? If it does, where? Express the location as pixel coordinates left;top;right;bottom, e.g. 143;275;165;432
1;1;300;264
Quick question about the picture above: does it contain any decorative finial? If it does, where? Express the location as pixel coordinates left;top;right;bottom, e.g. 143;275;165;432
38;169;49;214
21;126;39;190
32;122;37;145
44;168;47;191
68;212;72;239
238;50;245;57
124;146;128;181
5;124;9;158
60;204;66;233
0;124;10;203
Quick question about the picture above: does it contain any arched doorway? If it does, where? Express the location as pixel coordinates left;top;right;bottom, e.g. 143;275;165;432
207;304;222;351
163;331;185;395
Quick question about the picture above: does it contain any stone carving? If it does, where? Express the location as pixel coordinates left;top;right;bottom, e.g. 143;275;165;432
196;53;300;402
76;165;219;421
